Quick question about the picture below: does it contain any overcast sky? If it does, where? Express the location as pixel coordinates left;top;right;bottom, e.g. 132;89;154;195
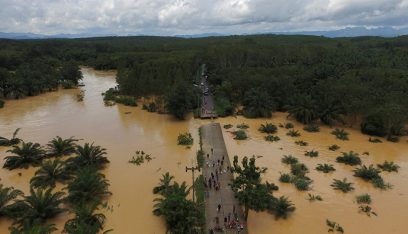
1;0;407;35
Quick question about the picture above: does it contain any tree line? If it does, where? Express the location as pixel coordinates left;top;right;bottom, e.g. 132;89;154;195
1;35;408;138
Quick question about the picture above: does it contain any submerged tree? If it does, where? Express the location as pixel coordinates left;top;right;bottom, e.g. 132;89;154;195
30;160;73;189
3;142;44;170
0;184;23;218
67;143;109;170
63;202;107;234
46;136;78;157
230;156;287;220
0;128;21;146
165;81;196;120
286;94;318;124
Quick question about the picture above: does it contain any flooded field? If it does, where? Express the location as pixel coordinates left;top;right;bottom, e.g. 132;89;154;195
1;68;408;233
0;68;200;233
214;115;408;234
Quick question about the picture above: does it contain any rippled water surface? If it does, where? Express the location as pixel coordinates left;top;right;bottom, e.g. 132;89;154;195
1;68;407;233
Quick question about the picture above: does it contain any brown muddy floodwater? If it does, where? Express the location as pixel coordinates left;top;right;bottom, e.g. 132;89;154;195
1;68;408;234
0;68;200;233
209;115;408;234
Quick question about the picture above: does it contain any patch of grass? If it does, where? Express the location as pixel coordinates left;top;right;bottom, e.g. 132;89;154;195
358;205;377;217
279;173;292;183
306;193;323;201
331;178;354;193
371;177;392;190
328;144;340;151
303;124;320;132
129;150;153;166
236;123;249;129
285;123;294;129
377;161;400;172
326;219;344;233
295;140;308;146
196;150;204;168
287;130;301;137
331;128;349;141
356;194;371;204
259;123;278;134
353;165;381;181
233;130;248;140
265;135;280;142
281;155;299;165
223;124;233;129
336;151;361;166
316;164;336;173
290;163;309;177
304;150;319;157
177;132;194;145
293;176;312;191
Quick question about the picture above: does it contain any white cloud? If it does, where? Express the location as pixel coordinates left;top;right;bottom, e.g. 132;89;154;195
0;0;407;35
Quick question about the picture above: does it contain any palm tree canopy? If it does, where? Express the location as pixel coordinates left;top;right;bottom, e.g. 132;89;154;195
4;142;44;170
46;136;78;157
0;184;24;217
30;160;73;189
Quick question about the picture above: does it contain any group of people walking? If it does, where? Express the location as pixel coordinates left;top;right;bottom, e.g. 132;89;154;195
205;148;245;233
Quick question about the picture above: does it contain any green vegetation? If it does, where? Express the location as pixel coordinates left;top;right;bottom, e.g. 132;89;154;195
236;123;249;129
0;128;21;146
233;130;248;140
66;167;111;205
287;130;301;137
231;156;295;220
293;177;313;191
328;144;340;151
336;151;361;166
290;163;309;178
331;128;349;140
316;164;336;173
259;123;278;134
359;205;377;217
223;124;233;129
331;178;354;193
353;165;392;190
295;140;308;146
165;81;197;120
46;136;78;157
285;123;294;129
377;161;400;172
128;150;153;166
153;173;203;233
326;219;344;233
265;135;280;142
306;193;323;201
369;137;382;143
0;184;23;218
356;194;372;204
30;160;72;189
303;124;320;132
64;202;108;234
177;132;194;145
196;150;204;168
0;99;4;108
304;150;319;157
66;143;109;170
281;155;298;165
3;142;44;170
103;88;137;107
279;173;292;183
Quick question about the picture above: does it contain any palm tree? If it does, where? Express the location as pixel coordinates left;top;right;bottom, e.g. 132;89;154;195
63;202;107;234
269;196;295;219
0;128;22;146
46;136;78;157
67;143;109;170
3;142;44;170
0;184;23;217
9;221;57;234
286;94;318;124
65;167;111;205
30;160;73;189
12;188;66;227
153;172;175;195
331;178;354;193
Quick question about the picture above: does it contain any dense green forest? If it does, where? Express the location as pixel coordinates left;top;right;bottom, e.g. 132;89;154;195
1;35;408;139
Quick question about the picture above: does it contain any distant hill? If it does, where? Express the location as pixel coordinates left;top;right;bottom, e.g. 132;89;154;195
1;27;407;40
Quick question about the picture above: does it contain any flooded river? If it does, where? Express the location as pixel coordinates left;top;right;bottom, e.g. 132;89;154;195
0;68;200;233
1;68;407;233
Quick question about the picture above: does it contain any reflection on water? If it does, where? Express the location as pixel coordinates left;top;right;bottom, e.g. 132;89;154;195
0;68;200;233
1;68;408;233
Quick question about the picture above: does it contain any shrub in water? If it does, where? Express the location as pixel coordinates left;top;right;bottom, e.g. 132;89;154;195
316;164;335;173
328;144;340;151
259;123;278;134
304;150;318;157
295;140;308;146
281;155;298;165
336;151;361;166
233;130;248;140
377;161;399;172
331;178;354;193
287;130;300;137
303;124;320;132
279;173;292;183
356;194;371;204
331;128;349;140
265;135;280;142
177;133;194;145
